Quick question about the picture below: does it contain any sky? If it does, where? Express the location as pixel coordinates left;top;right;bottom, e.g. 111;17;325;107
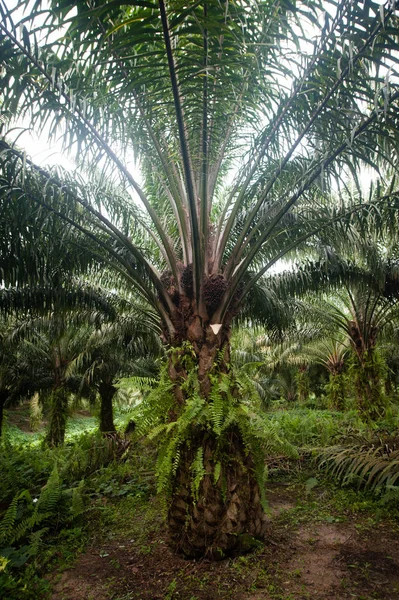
2;0;77;169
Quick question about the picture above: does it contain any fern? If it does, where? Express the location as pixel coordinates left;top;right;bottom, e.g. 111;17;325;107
0;493;20;546
116;375;157;390
1;467;61;548
213;461;222;484
134;341;303;514
190;448;206;501
28;528;49;558
181;394;206;424
209;375;225;435
0;556;9;572
0;465;86;579
143;346;295;503
70;482;85;520
0;490;35;547
35;466;61;516
135;362;175;436
156;434;182;495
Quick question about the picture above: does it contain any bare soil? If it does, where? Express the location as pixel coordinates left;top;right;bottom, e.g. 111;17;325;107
50;483;399;600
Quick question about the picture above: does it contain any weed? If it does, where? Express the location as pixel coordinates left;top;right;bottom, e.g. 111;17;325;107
165;578;177;599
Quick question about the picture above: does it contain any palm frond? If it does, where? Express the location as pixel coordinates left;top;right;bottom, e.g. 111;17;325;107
318;437;399;492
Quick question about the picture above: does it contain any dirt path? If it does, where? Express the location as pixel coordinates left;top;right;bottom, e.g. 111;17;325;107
277;520;399;600
51;484;399;600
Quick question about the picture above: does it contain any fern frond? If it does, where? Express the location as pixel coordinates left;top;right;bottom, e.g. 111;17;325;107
190;448;206;502
36;465;61;515
0;493;19;546
213;461;222;484
28;527;49;557
70;482;85;520
209;376;225;435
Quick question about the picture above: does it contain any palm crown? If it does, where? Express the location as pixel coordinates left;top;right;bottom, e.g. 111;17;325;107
1;0;399;340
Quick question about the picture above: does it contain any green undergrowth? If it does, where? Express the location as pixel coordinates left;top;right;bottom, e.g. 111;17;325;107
263;406;399;500
2;392;399;599
265;408;362;447
274;476;399;531
2;405;138;446
265;404;399;447
0;430;156;600
87;493;165;558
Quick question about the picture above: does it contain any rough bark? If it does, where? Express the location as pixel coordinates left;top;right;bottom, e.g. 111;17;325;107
99;379;117;434
296;365;310;404
165;322;267;558
326;372;346;411
46;387;69;447
168;428;268;559
353;352;387;419
167;318;231;400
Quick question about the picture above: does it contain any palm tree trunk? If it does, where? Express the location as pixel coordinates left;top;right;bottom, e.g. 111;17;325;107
296;366;310;404
99;380;117;434
326;372;346;411
168;427;268;558
347;322;387;419
165;322;267;558
352;348;387;420
46;387;69;446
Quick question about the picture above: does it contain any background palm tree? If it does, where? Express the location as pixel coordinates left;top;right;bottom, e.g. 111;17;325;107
11;316;98;446
82;311;162;434
269;201;399;418
1;0;399;556
303;339;349;410
0;317;35;437
0;280;119;443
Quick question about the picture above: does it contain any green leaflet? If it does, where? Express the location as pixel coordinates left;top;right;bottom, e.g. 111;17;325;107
190;448;206;501
317;437;399;493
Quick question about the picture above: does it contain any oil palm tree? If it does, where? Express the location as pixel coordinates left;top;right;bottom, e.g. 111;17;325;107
0;317;35;437
270;236;399;418
1;0;399;556
334;289;393;418
0;280;120;444
9;317;97;446
278;335;349;409
82;311;162;434
305;339;348;410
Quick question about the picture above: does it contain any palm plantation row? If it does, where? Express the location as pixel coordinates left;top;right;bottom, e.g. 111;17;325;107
0;292;162;444
1;0;399;559
2;177;399;553
3;196;399;427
